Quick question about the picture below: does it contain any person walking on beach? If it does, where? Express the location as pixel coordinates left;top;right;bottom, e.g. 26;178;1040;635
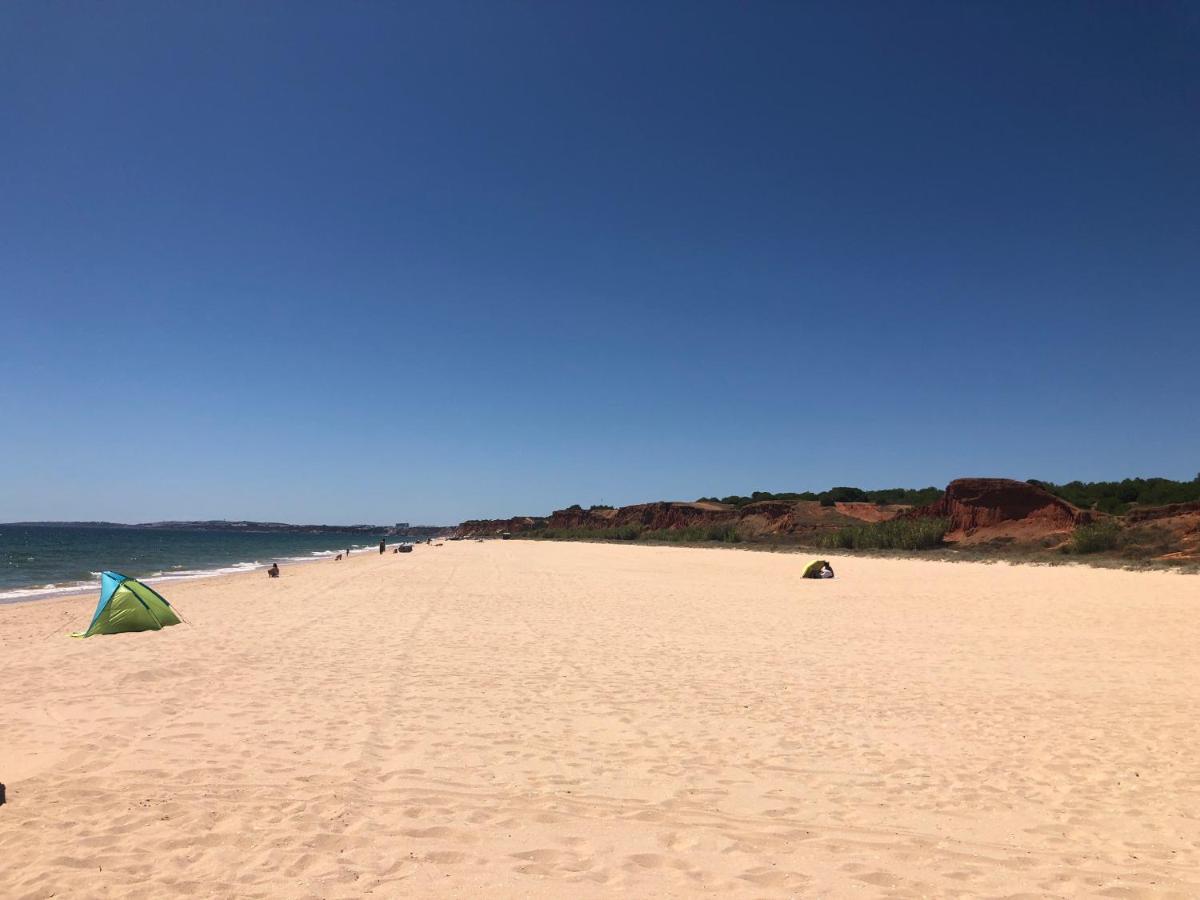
379;539;386;555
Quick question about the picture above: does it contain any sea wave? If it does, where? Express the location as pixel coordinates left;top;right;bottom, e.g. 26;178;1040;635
147;562;264;582
0;581;99;604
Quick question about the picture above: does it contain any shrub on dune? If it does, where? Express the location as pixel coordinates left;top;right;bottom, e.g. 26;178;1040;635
1069;521;1122;554
817;517;949;551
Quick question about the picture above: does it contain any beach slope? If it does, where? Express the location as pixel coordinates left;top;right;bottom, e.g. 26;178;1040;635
2;542;1198;897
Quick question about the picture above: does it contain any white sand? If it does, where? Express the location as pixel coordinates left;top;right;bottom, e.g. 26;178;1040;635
2;541;1198;898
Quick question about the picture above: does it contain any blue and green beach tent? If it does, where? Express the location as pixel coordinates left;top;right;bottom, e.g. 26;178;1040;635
73;571;182;637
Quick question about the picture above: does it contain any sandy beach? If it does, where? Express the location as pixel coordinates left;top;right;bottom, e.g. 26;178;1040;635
2;541;1198;898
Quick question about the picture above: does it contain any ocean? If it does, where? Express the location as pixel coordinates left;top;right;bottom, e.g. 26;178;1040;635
0;525;406;603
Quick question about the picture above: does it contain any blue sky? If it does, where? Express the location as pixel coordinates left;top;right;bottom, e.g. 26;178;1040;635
2;2;1197;524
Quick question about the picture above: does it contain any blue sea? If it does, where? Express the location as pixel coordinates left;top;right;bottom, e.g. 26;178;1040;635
0;525;403;603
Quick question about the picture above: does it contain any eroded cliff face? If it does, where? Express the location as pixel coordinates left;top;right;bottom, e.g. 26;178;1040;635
548;503;732;531
737;501;907;536
1125;500;1200;523
538;499;906;536
908;478;1091;543
457;480;1092;544
456;516;548;537
453;479;1199;560
1123;502;1200;561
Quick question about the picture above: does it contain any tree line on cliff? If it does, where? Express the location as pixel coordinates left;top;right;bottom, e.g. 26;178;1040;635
1033;475;1200;515
696;487;946;507
559;476;1200;517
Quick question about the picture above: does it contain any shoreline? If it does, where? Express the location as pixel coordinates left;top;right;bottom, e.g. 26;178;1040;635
0;538;401;623
0;538;419;607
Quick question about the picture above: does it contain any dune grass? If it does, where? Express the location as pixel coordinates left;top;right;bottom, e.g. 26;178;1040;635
1069;521;1123;554
525;522;744;544
528;524;644;541
817;517;950;551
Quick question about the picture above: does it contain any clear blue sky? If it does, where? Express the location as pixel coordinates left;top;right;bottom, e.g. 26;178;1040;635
2;2;1197;525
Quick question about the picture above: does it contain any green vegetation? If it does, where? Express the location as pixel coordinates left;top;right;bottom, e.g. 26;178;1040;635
1034;475;1200;515
817;486;870;505
817;517;950;551
1114;525;1179;560
524;522;742;544
697;487;942;508
692;477;1200;516
529;524;644;541
860;486;944;507
695;492;812;506
1069;521;1123;554
641;523;742;543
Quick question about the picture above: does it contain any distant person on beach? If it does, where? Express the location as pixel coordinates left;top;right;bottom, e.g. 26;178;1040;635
267;563;280;578
379;539;386;555
346;548;351;559
335;553;343;561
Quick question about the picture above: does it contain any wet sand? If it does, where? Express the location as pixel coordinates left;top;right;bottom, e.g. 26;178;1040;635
1;540;1198;898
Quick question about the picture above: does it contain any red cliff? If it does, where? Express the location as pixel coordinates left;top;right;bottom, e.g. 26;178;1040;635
542;499;906;536
910;478;1091;542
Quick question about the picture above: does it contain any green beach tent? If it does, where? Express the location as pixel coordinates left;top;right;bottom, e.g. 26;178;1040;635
73;571;182;637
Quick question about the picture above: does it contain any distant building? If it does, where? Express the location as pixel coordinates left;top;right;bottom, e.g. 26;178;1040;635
395;522;410;531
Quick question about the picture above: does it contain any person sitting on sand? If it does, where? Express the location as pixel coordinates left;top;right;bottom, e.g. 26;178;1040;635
267;563;280;578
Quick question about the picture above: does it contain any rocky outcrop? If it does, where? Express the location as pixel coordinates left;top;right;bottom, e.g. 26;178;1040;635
909;478;1091;541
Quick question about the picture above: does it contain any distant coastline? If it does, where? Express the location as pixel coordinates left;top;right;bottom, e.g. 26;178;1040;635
5;520;449;537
